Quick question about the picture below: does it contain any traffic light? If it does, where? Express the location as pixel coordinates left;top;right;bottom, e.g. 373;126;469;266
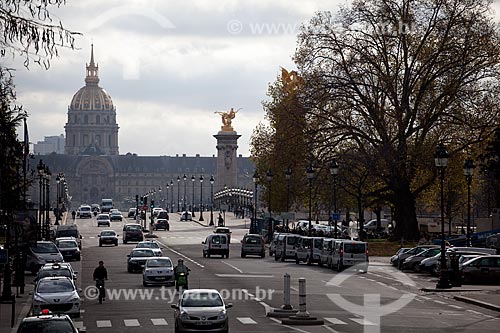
135;194;139;203
144;196;148;206
150;199;155;209
140;196;144;205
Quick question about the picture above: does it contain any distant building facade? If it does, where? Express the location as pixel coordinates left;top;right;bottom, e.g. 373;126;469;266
33;135;65;155
29;46;253;210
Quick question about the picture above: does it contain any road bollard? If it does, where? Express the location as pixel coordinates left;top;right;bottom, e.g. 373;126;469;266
282;273;293;310
281;277;323;325
295;277;309;317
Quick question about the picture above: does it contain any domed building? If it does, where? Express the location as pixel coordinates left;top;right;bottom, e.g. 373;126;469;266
64;45;119;155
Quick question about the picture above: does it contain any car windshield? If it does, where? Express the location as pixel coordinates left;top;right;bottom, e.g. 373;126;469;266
182;292;223;307
57;241;77;248
101;231;116;236
138;242;159;249
37;279;74;293
146;258;172;267
131;250;154;257
38;269;72;279
216;229;230;234
344;243;366;254
55;230;77;238
31;243;58;253
19;320;75;333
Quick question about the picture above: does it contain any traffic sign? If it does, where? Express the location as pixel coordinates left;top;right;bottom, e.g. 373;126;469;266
332;213;340;220
0;249;8;265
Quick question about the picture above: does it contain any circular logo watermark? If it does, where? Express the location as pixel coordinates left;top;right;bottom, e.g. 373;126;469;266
227;19;243;35
326;263;416;333
83;285;99;301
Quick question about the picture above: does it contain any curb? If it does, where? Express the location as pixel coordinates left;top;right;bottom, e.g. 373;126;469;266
453;296;500;312
421;288;483;293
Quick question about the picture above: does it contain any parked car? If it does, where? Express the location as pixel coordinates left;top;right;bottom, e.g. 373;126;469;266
240;234;265;258
401;247;441;272
460;255;500;284
171;289;232;333
142;256;174;286
153;219;170;231
275;234;299;262
202;234;229;258
96;214;111;227
34;263;77;285
214;227;232;243
26;241;64;275
136;241;163;256
127;248;155;273
486;233;500;251
55;237;81;261
331;240;369;272
17;311;79;333
394;245;438;269
319;238;336;267
122;224;144;244
98;230;119;247
420;249;494;275
31;276;80;317
295;236;323;265
110;211;123;221
391;248;412;266
127;207;137;218
55;225;82;249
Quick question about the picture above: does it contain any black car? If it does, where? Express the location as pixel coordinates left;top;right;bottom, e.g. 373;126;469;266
127;249;155;273
17;311;79;333
98;230;119;246
154;219;170;231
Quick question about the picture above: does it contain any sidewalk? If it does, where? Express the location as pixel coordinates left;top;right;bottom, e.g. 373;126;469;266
453;291;500;312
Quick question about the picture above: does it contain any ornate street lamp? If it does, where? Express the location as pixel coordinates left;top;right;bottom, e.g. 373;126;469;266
44;166;51;240
285;167;292;230
209;175;215;226
463;159;475;247
191;175;196;217
252;172;258;226
170;180;174;213
37;160;45;241
266;170;273;242
199;175;204;222
177;176;181;212
158;186;162;209
307;164;314;236
435;143;452;289
329;159;339;238
183;174;187;212
56;174;60;226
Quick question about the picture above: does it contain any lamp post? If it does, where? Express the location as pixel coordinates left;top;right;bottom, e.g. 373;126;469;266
435;143;452;289
177;176;181;212
307;164;314;236
170;180;174;213
285;167;292;230
44;166;51;240
209;175;215;226
158;186;162;209
253;172;258;226
165;185;169;211
266;170;273;242
329;160;339;238
183;174;187;212
191;175;196;217
463;159;475;247
199;175;204;221
56;174;60;226
37;160;45;241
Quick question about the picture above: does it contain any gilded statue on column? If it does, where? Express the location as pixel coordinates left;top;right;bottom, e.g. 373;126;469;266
214;108;239;132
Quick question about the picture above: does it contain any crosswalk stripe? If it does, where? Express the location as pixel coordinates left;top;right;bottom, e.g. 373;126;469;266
350;318;377;326
96;320;112;328
73;321;86;330
237;317;257;324
151;318;168;325
325;318;348;325
124;319;140;327
433;300;446;305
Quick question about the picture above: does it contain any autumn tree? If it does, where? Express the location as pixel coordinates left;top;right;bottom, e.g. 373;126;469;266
293;0;500;240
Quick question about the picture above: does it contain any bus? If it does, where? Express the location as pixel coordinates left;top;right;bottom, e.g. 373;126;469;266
101;199;113;213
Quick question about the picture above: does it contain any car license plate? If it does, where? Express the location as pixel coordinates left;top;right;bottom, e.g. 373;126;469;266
198;321;211;325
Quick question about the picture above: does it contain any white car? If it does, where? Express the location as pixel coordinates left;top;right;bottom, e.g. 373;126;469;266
142;257;174;286
32;276;80;317
135;241;163;256
97;214;111;227
171;289;232;333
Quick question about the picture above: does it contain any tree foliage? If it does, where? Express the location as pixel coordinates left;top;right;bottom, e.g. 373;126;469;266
0;0;80;68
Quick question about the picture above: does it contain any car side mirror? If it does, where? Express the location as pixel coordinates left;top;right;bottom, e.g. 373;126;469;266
117;234;119;237
202;241;205;244
97;235;101;237
225;303;233;309
80;235;83;239
171;304;179;309
127;254;130;257
78;288;83;293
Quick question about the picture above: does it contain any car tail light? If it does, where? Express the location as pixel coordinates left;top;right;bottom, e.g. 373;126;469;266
340;249;343;257
366;249;369;256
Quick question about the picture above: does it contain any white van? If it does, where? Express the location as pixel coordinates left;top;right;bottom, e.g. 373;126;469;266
319;238;336;268
295;236;323;265
275;234;299;262
331;240;369;272
78;205;92;218
202;234;229;258
363;219;390;232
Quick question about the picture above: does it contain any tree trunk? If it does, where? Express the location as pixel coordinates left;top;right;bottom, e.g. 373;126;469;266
393;184;420;241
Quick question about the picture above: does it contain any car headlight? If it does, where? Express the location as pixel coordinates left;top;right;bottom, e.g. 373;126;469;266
218;311;226;320
33;295;44;303
180;312;189;320
403;258;411;263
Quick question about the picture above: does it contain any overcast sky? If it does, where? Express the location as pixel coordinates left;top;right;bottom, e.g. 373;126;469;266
10;0;500;157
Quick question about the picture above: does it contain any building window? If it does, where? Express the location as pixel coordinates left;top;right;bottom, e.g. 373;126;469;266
84;115;88;124
96;115;100;124
96;135;101;146
108;135;111;147
72;135;76;147
83;135;88;146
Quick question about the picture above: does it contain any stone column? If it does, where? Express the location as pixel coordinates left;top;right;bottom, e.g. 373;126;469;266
214;131;241;192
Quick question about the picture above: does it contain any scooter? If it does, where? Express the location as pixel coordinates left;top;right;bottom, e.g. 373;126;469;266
95;279;106;304
175;271;190;291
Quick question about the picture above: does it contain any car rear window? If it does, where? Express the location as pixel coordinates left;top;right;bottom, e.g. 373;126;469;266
56;230;78;238
38;269;72;279
31;243;58;253
126;225;142;231
19;320;75;333
244;236;261;244
57;241;77;248
101;231;115;236
287;237;297;245
343;243;366;254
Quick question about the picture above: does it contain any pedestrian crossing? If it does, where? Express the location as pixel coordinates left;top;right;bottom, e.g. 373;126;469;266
74;316;260;328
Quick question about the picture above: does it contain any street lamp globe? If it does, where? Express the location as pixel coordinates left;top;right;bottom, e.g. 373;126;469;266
434;143;449;167
329;159;339;176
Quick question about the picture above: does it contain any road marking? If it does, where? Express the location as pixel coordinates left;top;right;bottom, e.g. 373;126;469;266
215;274;274;278
151;318;168;325
222;260;243;273
433;300;446;305
325;318;347;325
448;305;463;309
96;320;112;327
159;244;205;268
237;317;257;324
323;325;341;333
467;309;482;315
419;296;431;300
73;321;86;331
376;281;386;286
124;319;140;327
269;317;313;333
387;286;398;290
89;236;95;239
366;278;376;282
350;318;377;326
291;286;298;291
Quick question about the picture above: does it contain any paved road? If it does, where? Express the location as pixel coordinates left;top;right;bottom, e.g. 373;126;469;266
65;213;499;333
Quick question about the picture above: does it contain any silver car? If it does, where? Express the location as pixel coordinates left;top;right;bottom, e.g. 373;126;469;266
32;276;81;317
171;289;232;332
135;241;163;256
142;257;174;286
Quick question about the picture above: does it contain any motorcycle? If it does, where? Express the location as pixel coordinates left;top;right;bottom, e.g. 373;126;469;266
93;211;98;217
95;279;106;304
175;270;190;291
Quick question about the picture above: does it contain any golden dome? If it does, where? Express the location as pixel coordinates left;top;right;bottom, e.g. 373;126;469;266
69;45;114;112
